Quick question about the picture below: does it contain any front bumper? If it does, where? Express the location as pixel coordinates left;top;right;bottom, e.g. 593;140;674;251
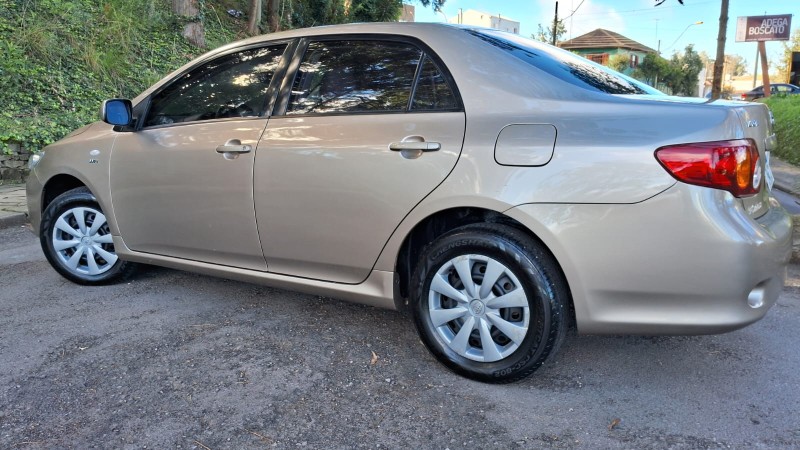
25;170;43;236
506;184;792;335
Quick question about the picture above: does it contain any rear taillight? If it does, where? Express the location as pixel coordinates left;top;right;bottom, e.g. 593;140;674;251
655;139;761;197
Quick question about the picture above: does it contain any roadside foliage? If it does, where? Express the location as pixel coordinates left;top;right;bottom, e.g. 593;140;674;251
761;95;800;165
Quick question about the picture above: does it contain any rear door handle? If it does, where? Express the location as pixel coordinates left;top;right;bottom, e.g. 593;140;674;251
389;140;441;152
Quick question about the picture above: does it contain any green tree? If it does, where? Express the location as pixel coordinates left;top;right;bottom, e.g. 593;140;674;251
776;28;800;83
633;53;672;86
728;54;747;76
608;54;629;72
283;0;444;29
663;44;703;96
349;0;403;22
655;0;728;99
533;21;566;45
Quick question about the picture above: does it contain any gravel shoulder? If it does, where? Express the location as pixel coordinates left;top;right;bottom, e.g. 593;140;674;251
2;225;800;449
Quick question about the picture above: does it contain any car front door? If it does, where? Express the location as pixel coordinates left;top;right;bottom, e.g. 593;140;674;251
254;38;466;283
111;44;289;270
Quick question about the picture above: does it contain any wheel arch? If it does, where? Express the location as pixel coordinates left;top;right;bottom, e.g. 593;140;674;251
393;206;574;322
41;174;87;213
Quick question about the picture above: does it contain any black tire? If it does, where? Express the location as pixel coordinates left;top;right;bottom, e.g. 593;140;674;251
40;187;137;285
411;223;569;383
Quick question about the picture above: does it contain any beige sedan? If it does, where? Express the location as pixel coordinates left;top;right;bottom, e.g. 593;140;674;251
26;23;792;382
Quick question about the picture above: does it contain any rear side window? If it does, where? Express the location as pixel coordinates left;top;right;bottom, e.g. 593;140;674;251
411;55;459;111
286;39;461;115
467;29;662;95
144;45;286;127
288;40;422;114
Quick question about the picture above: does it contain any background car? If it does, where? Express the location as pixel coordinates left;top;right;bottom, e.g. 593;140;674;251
26;23;792;383
741;83;800;101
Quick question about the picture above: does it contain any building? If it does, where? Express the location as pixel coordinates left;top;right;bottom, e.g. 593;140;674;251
559;29;657;75
399;4;414;23
448;9;520;34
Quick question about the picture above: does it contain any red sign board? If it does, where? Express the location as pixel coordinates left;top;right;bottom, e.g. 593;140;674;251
735;15;793;42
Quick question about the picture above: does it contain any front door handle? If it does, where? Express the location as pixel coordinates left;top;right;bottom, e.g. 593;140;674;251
216;140;252;154
389;141;441;152
216;139;252;160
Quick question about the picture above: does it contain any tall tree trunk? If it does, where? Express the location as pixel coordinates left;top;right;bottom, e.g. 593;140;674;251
248;0;263;35
172;0;206;48
267;0;280;33
710;0;728;100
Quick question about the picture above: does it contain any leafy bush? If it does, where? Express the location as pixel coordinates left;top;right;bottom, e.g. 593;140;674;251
0;0;243;154
761;95;800;165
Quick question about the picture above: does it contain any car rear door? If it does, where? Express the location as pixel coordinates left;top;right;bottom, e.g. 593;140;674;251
254;37;466;283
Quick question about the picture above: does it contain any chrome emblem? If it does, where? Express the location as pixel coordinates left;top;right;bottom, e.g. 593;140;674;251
747;120;759;128
469;300;485;316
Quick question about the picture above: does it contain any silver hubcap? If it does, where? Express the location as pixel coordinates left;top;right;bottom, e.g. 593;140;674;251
52;207;117;276
428;254;530;362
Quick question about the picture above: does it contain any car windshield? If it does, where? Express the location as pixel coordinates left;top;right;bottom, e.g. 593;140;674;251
466;29;663;96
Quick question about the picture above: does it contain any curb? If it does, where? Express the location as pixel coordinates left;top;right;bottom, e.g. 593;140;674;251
794;215;800;264
775;180;800;198
0;213;29;230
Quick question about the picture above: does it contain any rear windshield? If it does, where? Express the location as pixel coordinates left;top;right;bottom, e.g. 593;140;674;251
467;29;662;96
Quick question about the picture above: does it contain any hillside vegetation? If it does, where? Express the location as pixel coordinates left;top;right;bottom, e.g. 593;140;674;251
0;0;246;154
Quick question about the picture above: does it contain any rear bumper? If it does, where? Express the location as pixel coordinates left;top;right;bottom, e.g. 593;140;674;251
506;184;792;335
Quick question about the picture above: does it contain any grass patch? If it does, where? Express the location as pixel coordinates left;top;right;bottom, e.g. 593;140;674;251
760;95;800;166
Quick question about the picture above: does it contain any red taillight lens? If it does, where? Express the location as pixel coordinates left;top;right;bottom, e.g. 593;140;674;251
655;139;761;197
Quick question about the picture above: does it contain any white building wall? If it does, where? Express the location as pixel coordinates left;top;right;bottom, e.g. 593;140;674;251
399;4;415;22
449;9;520;34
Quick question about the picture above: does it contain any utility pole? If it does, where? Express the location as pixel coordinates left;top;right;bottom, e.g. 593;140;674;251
710;0;729;100
552;2;559;46
758;41;771;97
753;48;759;88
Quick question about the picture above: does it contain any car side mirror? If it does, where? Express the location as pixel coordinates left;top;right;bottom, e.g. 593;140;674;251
101;99;133;126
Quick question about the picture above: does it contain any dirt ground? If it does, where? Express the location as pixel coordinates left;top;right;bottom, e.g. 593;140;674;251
2;224;800;449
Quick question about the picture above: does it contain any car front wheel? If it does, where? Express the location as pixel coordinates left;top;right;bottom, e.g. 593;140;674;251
411;223;569;383
40;187;136;285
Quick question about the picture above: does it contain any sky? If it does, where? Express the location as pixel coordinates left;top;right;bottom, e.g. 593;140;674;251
413;0;799;73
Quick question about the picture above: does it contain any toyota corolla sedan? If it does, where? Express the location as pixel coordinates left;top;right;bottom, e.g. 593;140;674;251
26;23;792;383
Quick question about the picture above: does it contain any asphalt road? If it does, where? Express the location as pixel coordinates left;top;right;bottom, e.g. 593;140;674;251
1;225;799;449
774;189;800;215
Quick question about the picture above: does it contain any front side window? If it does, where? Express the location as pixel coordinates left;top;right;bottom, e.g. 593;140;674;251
287;40;422;114
144;45;287;127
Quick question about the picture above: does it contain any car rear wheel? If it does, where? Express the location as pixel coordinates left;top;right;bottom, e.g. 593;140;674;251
411;223;569;383
40;187;136;285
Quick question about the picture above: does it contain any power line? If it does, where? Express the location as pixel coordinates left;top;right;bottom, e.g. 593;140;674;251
569;0;715;18
561;0;585;21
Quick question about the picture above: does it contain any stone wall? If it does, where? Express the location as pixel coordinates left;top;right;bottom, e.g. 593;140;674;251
0;142;31;183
